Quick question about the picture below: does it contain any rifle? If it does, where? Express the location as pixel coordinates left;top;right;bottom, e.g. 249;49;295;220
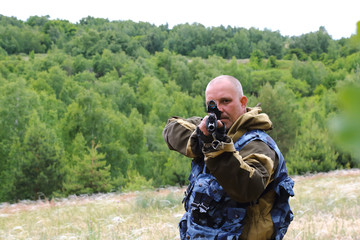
206;100;222;134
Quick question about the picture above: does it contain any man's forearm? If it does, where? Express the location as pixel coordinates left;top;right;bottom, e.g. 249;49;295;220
162;116;202;157
204;141;276;203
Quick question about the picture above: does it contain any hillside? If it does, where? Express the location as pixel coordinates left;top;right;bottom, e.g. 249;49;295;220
1;169;359;239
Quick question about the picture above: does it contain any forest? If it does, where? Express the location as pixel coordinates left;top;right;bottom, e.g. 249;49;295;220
0;15;360;202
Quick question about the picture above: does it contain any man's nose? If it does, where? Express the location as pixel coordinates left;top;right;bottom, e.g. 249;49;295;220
217;104;224;113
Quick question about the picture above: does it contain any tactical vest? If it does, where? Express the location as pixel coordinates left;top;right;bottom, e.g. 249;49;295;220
179;129;294;240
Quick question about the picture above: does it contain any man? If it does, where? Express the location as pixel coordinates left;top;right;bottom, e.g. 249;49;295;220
163;75;294;240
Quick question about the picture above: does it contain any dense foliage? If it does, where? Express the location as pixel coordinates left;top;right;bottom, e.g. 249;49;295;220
0;15;359;202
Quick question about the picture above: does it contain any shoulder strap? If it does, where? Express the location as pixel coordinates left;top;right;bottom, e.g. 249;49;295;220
234;129;265;151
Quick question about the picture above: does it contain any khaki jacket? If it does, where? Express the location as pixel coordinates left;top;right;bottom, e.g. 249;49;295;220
163;106;279;239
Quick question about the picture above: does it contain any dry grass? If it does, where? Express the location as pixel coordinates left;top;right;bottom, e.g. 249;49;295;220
1;169;360;240
285;169;360;240
0;188;184;240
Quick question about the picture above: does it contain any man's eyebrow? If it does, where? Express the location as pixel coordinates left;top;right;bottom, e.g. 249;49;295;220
219;97;231;101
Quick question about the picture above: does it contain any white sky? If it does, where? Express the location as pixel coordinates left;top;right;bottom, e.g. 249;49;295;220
1;0;359;39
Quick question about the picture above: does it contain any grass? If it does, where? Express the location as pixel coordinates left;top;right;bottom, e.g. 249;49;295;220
0;188;184;240
1;169;360;240
284;169;360;240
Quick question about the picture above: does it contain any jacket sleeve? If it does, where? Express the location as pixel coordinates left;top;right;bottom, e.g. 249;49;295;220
162;116;203;158
204;138;278;203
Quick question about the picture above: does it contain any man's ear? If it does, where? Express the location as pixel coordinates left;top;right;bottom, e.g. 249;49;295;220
240;96;247;107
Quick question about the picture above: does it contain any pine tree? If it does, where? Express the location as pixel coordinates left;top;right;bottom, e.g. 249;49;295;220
63;137;113;195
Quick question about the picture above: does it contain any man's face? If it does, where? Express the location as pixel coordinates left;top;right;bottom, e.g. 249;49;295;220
205;79;247;130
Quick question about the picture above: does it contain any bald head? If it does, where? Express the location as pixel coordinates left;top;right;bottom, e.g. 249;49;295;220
206;75;244;98
205;75;248;129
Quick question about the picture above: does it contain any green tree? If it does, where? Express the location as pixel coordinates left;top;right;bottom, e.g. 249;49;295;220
289;27;331;59
59;89;132;184
46;65;67;98
262;30;284;58
26;15;49;27
163;151;191;186
287;119;338;174
93;49;125;78
72;54;92;74
66;29;106;57
190;45;212;58
136;75;167;118
168;91;204;118
188;57;215;97
257;82;300;155
124;164;153;191
249;49;264;69
212;39;239;59
63;136;113;195
143;26;167;54
104;30;131;53
117;55;144;88
59;78;83;105
18;27;50;53
344;52;360;73
287;90;341;174
0;26;20;54
249;69;283;94
283;48;308;61
96;76;136;115
10;111;65;200
267;55;278;68
0;78;39;176
233;30;251;58
42;19;77;46
291;59;328;94
166;23;209;56
170;56;192;91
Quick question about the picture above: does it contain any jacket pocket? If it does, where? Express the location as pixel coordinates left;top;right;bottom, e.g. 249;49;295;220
179;213;188;240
